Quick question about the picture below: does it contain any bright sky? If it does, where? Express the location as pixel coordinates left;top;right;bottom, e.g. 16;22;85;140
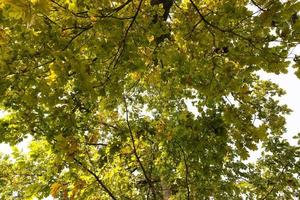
260;68;300;145
246;66;300;162
2;67;299;152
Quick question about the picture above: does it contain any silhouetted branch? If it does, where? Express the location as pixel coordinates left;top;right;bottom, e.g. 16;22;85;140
62;25;93;51
100;0;144;89
50;0;89;18
86;143;108;146
260;162;290;200
73;158;117;200
123;95;157;198
189;0;256;48
99;0;133;16
175;141;190;200
250;0;267;12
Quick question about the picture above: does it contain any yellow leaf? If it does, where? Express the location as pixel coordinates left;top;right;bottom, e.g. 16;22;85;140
47;63;57;83
0;29;8;45
50;182;62;197
166;132;173;141
130;72;141;80
90;15;97;22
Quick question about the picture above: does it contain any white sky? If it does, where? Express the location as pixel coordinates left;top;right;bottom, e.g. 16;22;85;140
246;66;300;162
259;68;300;145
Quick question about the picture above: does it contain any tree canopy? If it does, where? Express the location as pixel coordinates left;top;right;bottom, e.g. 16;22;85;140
0;0;300;199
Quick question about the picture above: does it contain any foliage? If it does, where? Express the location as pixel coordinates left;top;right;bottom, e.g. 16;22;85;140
0;0;300;199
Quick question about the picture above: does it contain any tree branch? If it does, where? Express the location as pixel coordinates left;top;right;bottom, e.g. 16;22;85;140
62;25;93;51
260;162;290;200
113;0;144;65
50;0;89;18
85;142;108;146
250;0;267;12
100;0;144;89
189;0;256;48
73;158;117;200
99;0;133;17
123;95;157;199
175;141;190;200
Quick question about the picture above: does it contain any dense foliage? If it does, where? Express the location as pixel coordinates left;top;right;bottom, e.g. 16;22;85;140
0;0;300;199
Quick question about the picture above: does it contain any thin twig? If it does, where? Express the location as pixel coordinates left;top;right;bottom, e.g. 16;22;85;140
113;0;144;66
35;58;56;69
50;0;89;18
123;95;157;199
175;141;190;200
100;0;144;90
189;0;256;48
99;0;133;17
250;0;267;12
85;143;108;146
62;25;93;51
260;162;290;200
73;158;117;200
